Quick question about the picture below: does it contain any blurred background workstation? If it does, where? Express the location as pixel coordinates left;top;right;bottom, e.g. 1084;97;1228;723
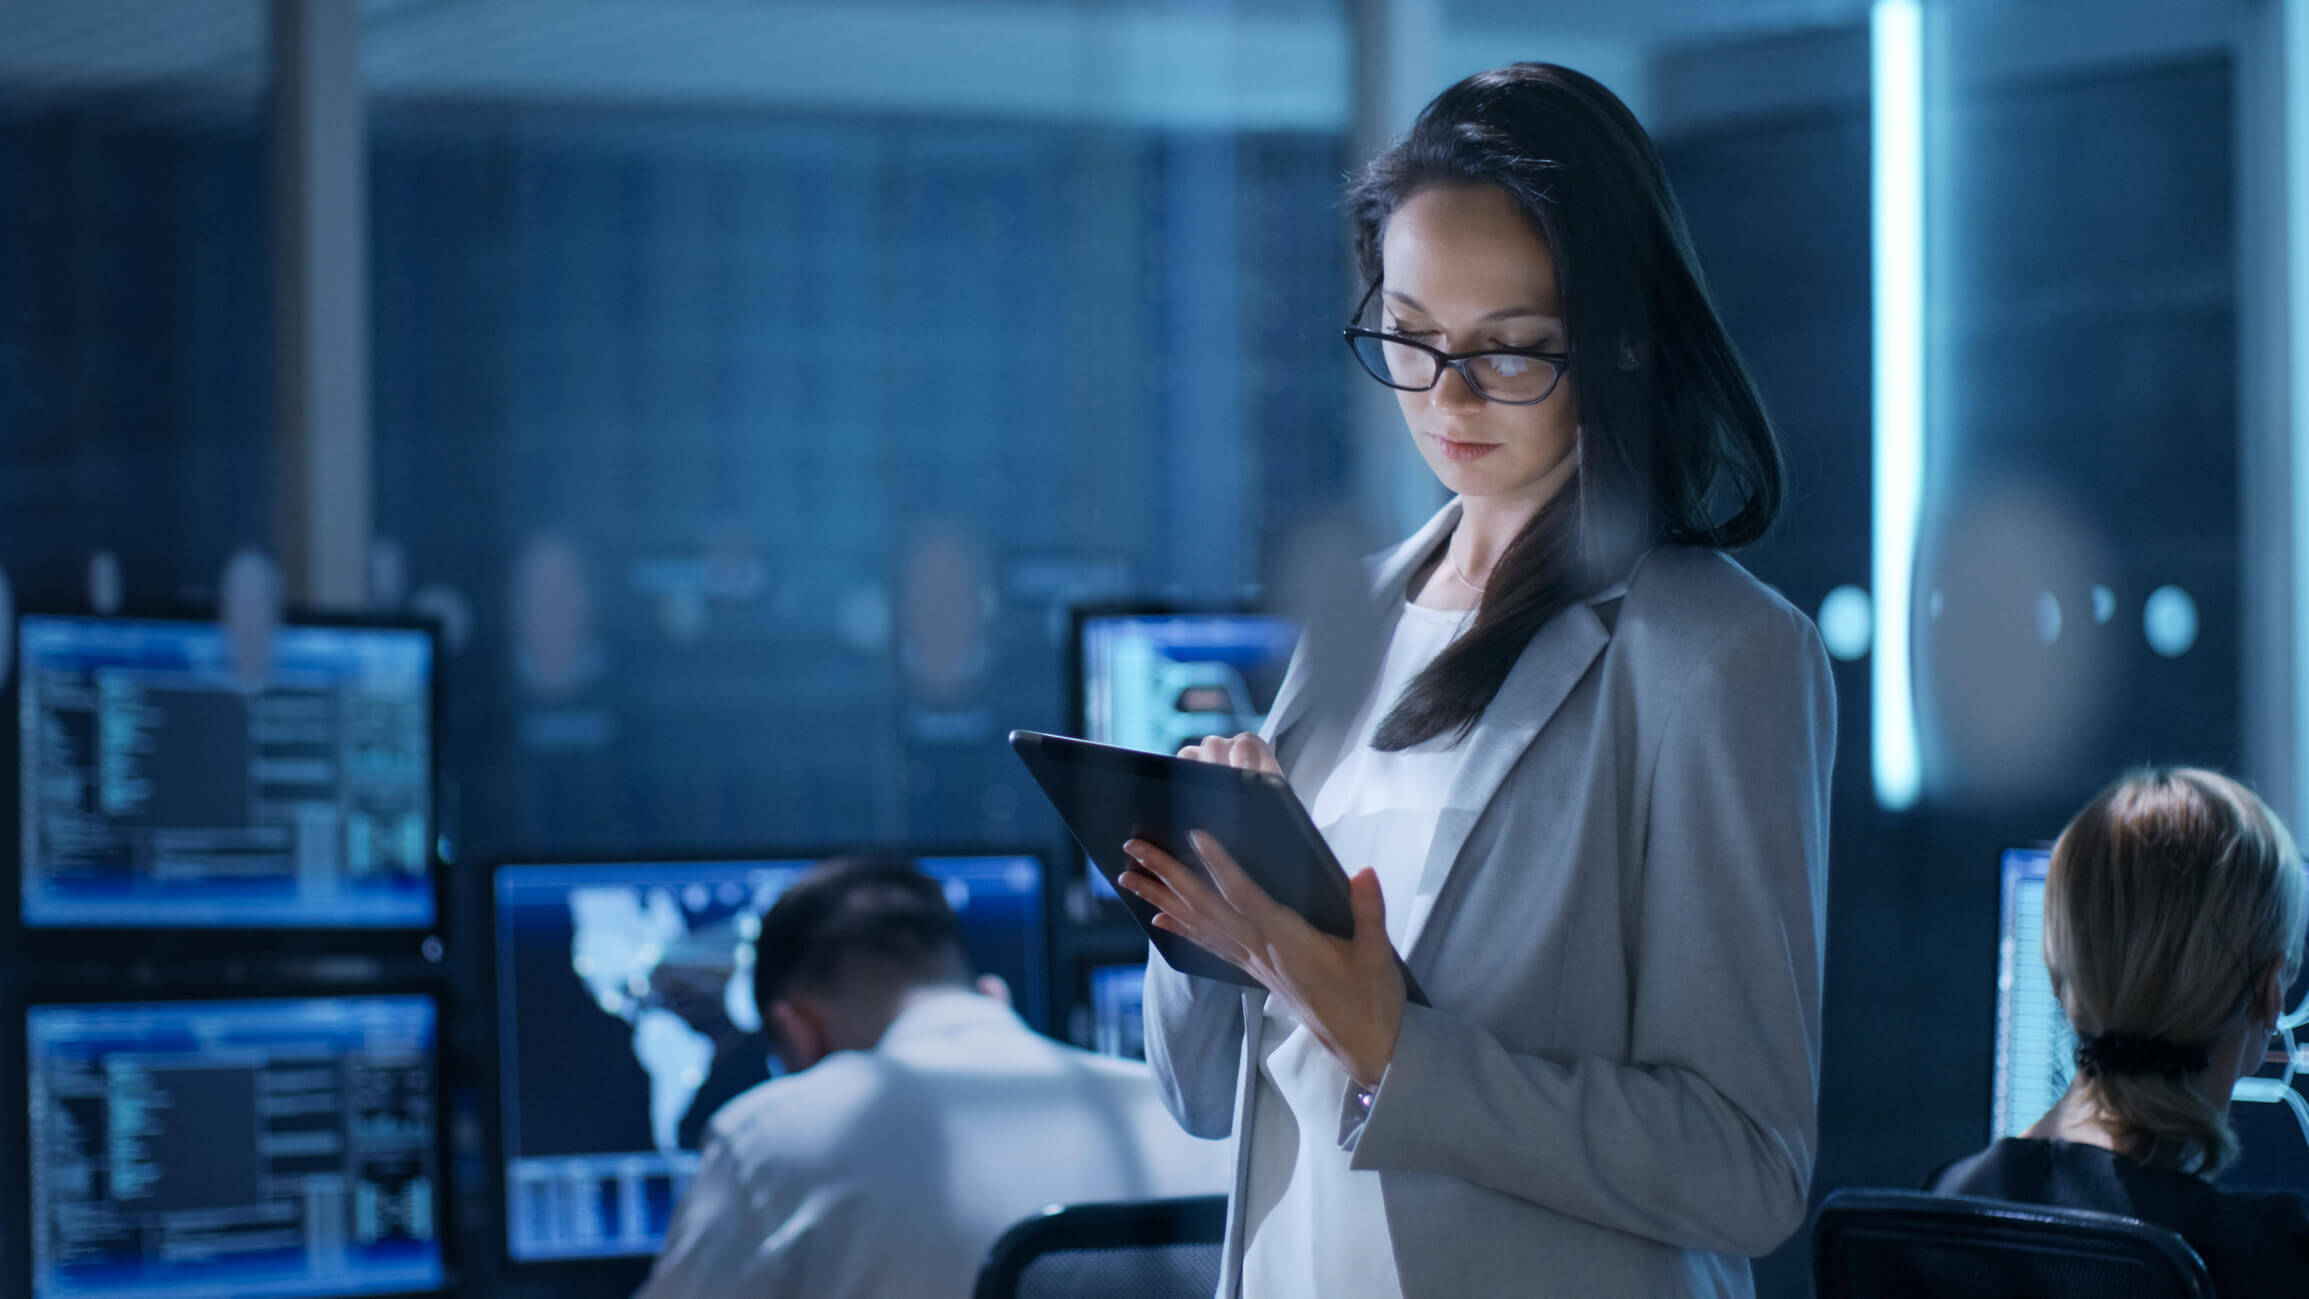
2;0;2306;1296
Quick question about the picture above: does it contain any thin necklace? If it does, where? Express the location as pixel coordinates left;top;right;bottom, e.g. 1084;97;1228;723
1445;541;1488;594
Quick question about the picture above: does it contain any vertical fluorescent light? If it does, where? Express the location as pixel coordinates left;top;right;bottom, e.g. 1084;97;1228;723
1871;0;1924;811
2289;0;2309;830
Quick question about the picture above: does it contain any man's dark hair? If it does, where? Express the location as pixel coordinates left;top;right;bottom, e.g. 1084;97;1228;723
750;855;972;1014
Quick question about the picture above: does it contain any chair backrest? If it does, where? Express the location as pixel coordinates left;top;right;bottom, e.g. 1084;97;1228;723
974;1195;1227;1299
1813;1188;2215;1299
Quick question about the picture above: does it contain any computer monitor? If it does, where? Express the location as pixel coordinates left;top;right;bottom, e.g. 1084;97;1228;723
491;852;1048;1263
1090;963;1146;1062
16;614;437;929
1991;843;2309;1190
22;994;446;1299
1991;846;2070;1141
1071;607;1298;896
1073;607;1299;759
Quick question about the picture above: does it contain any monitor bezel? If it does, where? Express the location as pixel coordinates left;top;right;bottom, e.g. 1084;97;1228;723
480;844;1056;1281
6;979;460;1299
6;605;448;956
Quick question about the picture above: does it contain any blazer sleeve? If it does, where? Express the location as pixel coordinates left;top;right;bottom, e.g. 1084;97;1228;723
1143;633;1318;1141
1142;947;1248;1139
1345;603;1834;1258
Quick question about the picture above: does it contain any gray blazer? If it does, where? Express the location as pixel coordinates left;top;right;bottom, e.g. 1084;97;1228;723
1145;500;1835;1297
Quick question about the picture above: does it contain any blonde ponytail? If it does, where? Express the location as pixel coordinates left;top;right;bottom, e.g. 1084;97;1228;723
2043;768;2307;1176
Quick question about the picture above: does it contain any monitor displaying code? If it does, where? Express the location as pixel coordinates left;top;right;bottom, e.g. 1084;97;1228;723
1992;847;2071;1141
18;616;435;929
25;996;444;1299
492;854;1046;1262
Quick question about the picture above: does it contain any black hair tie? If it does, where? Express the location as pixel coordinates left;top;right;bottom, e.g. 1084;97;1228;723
2074;1033;2210;1080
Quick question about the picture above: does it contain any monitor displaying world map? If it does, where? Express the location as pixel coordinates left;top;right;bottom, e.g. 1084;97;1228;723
491;853;1046;1263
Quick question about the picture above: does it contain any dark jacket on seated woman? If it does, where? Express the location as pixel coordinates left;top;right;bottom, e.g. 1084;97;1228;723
1929;1136;2309;1294
1928;768;2309;1298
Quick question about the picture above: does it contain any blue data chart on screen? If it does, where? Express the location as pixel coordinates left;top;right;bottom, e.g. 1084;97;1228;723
25;997;444;1299
17;616;435;928
492;854;1046;1262
1091;964;1146;1062
1078;613;1298;758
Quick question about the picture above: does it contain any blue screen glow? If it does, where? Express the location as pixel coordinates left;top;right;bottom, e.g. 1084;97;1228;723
25;996;444;1299
491;853;1045;1262
18;616;435;929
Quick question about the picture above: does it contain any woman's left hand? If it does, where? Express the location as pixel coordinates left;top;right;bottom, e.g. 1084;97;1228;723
1119;830;1407;1088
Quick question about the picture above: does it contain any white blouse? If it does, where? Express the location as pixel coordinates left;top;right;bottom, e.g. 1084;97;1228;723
1240;598;1482;1299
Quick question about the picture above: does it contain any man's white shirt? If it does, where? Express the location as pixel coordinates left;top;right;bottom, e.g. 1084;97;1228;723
635;988;1229;1299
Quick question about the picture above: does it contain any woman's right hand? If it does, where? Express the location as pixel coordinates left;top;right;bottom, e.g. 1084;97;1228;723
1177;731;1283;775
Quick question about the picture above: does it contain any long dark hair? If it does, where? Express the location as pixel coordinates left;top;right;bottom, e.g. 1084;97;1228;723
1351;63;1784;750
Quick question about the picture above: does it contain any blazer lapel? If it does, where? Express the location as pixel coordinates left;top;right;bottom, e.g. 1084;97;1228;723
1265;500;1463;756
1405;595;1610;970
1268;495;1619;972
1368;498;1464;604
1259;640;1315;751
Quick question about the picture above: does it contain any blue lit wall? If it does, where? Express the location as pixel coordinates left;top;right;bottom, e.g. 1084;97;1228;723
369;109;1348;863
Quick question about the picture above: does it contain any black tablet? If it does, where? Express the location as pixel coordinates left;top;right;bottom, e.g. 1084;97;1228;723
1010;729;1426;1004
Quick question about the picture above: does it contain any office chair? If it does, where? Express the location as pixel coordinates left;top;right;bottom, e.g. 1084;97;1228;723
974;1195;1226;1299
1812;1188;2214;1299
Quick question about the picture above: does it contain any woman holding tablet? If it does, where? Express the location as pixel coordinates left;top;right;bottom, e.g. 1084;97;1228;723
1116;64;1833;1296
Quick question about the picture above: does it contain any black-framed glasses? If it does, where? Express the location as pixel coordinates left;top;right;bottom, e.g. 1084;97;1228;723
1341;279;1570;405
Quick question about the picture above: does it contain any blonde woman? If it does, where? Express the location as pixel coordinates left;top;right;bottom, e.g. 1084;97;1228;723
1933;767;2309;1291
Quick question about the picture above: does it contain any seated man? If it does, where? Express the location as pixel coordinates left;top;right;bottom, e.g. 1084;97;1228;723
636;857;1226;1299
1930;767;2309;1293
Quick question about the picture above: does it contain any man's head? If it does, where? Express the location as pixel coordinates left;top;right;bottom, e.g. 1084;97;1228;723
749;856;997;1071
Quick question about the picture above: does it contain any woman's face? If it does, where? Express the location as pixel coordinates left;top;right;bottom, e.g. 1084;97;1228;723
1376;183;1579;506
